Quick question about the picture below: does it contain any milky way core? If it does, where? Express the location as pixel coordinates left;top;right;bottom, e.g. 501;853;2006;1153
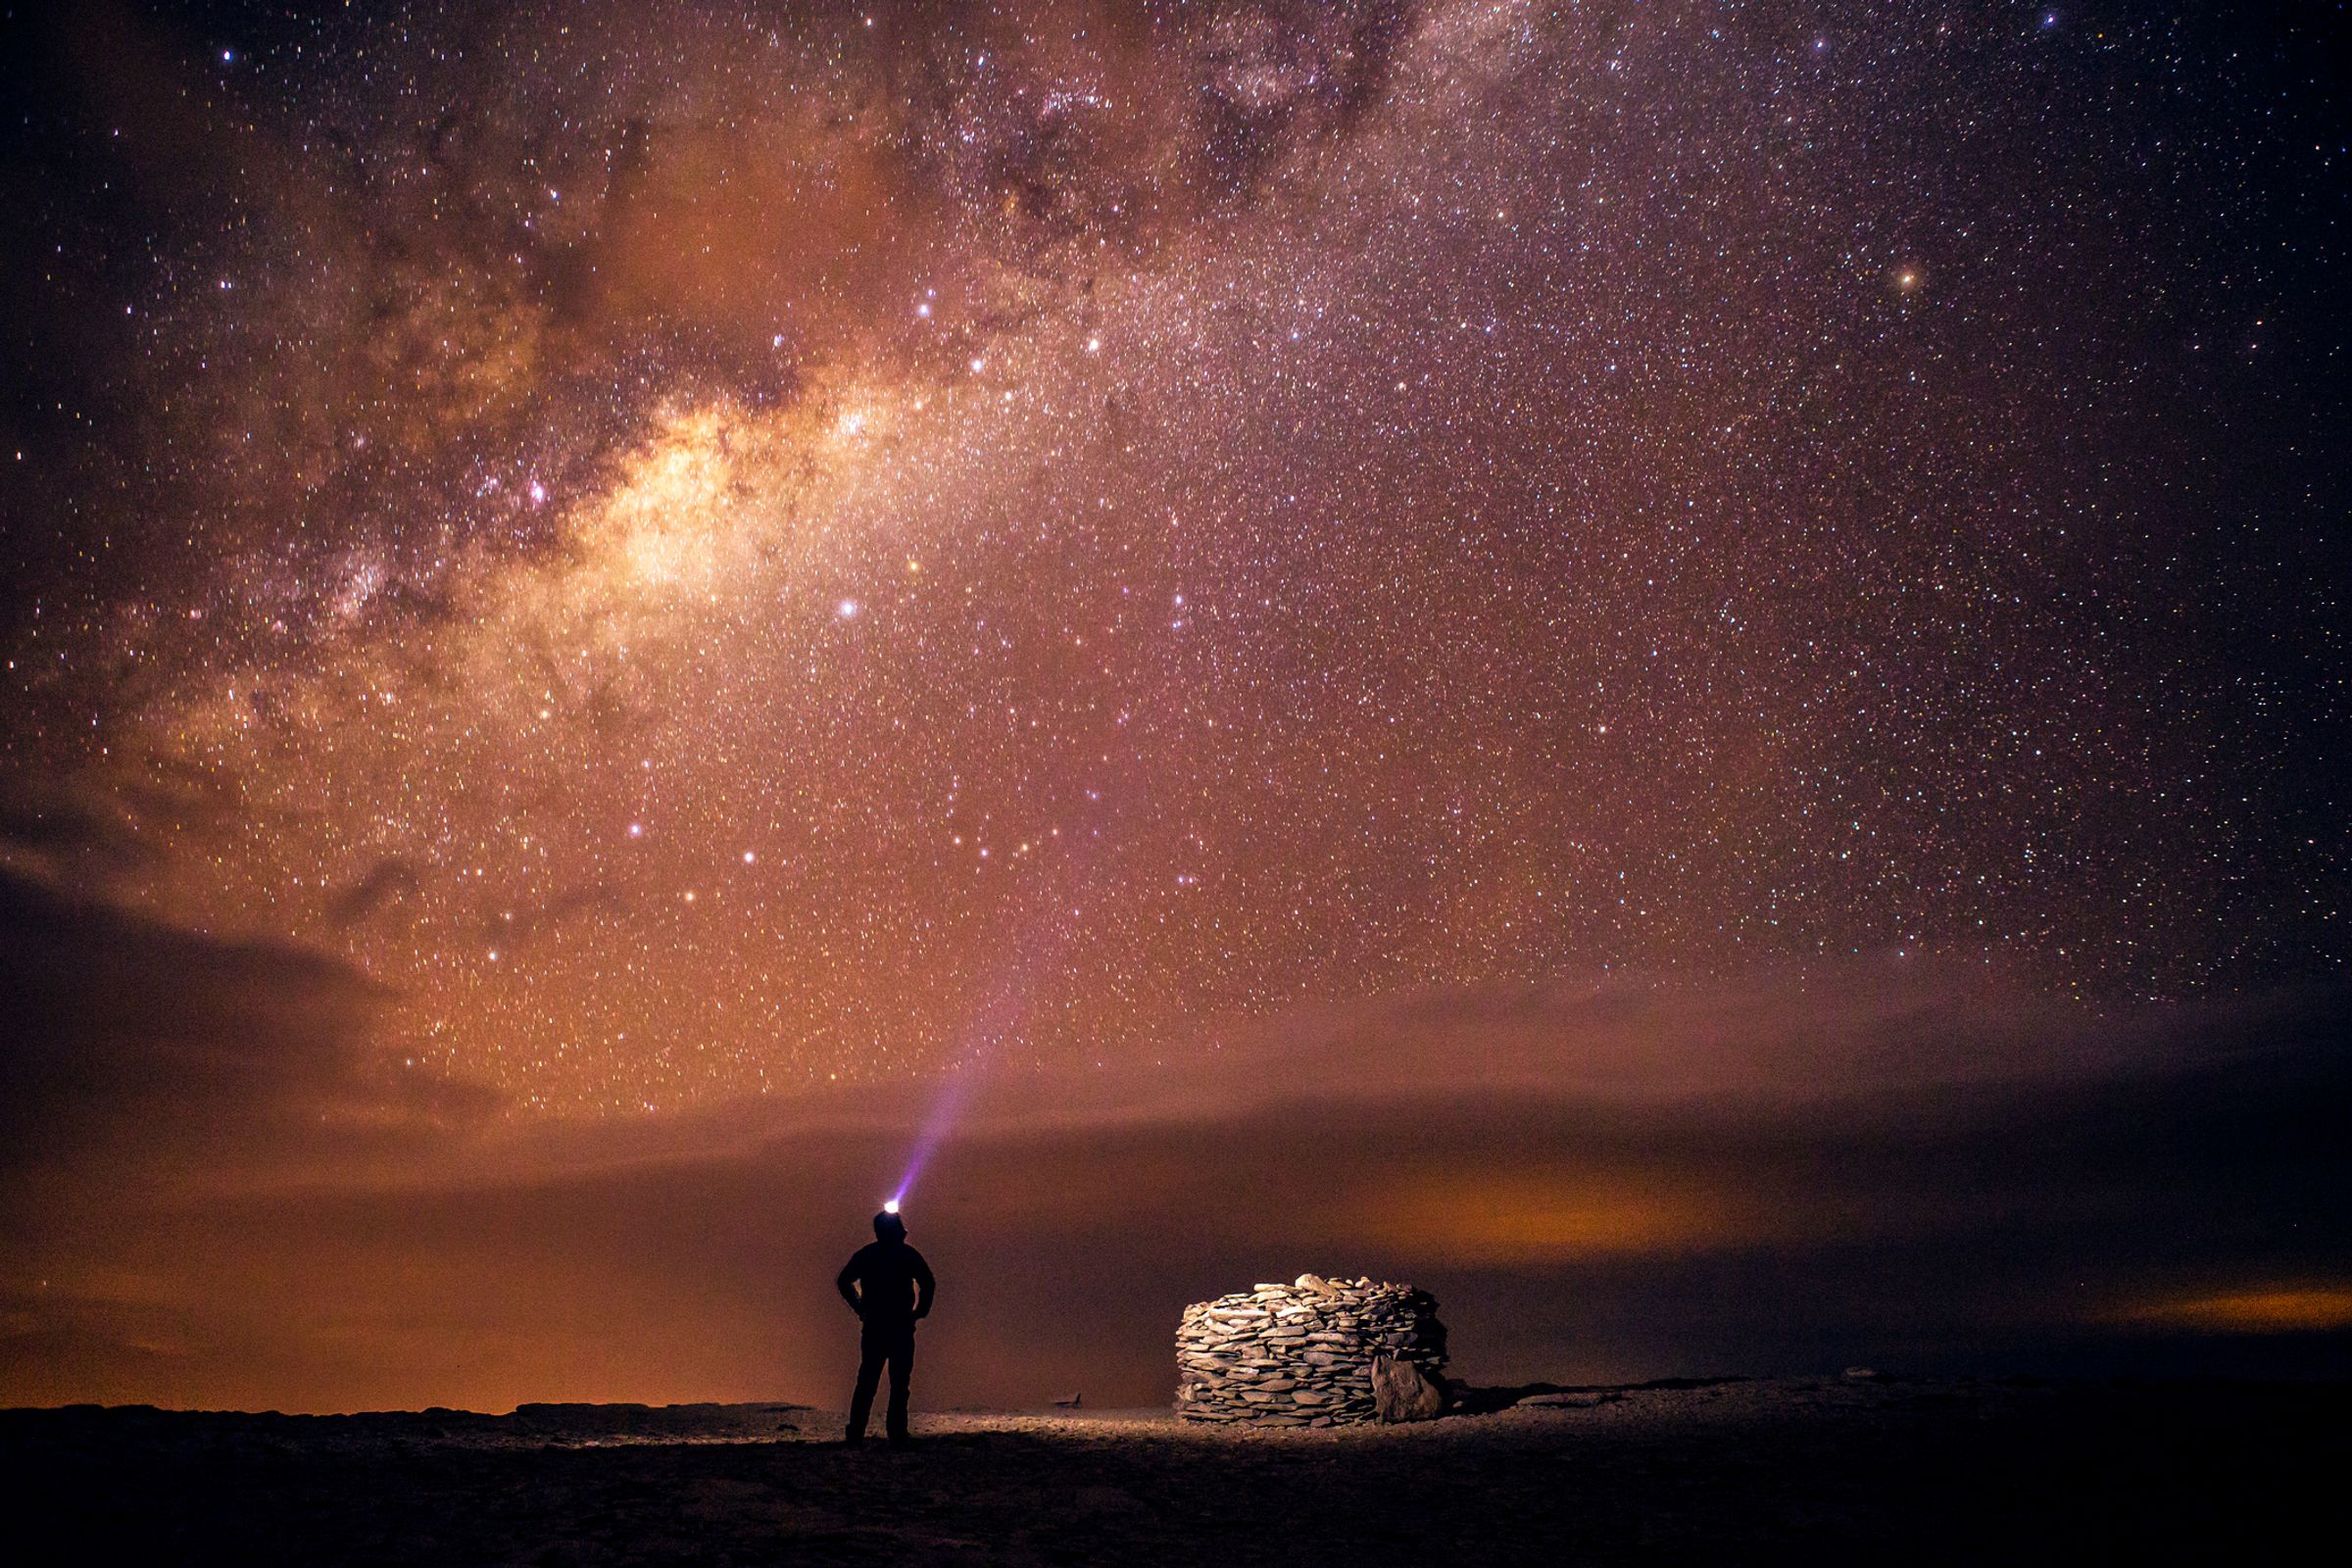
2;2;2342;1116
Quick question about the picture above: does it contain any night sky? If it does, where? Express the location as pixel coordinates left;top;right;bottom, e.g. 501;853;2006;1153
2;1;2347;1412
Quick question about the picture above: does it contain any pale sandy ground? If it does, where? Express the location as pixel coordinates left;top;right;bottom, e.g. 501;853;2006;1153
7;1377;2345;1564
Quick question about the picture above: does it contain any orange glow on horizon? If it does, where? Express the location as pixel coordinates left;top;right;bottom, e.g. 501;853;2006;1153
1351;1170;1737;1264
2109;1286;2352;1335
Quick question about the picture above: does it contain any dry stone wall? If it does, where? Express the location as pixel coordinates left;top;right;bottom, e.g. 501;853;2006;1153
1175;1274;1448;1426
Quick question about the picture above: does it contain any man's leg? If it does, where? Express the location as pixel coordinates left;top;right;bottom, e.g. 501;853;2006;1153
847;1336;886;1444
885;1330;914;1444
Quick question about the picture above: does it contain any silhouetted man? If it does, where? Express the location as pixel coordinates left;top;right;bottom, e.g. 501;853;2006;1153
836;1208;935;1446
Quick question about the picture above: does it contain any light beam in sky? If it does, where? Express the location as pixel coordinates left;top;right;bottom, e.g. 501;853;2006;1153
0;0;2339;1124
0;0;2342;1420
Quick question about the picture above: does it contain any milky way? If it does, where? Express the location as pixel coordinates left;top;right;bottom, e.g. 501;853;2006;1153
3;1;2343;1112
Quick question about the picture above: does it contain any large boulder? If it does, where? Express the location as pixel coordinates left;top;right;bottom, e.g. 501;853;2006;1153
1371;1353;1446;1422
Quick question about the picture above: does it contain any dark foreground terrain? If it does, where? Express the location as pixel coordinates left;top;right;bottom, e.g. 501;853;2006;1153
6;1377;2345;1564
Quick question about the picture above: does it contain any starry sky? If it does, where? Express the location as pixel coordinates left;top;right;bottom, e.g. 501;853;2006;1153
1;1;2347;1409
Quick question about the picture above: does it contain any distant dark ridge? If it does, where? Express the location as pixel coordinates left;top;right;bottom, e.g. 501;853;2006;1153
0;1401;810;1441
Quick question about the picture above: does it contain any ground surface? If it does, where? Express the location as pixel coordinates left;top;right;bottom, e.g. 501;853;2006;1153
7;1377;2345;1564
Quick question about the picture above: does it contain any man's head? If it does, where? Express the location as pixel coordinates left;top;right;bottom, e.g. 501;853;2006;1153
874;1210;906;1242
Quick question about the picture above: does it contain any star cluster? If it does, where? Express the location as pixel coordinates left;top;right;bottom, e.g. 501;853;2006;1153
2;1;2342;1111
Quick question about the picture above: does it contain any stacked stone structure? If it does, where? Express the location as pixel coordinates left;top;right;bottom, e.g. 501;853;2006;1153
1175;1274;1448;1426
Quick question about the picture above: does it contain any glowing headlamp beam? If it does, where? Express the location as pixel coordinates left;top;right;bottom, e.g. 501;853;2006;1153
888;797;1106;1210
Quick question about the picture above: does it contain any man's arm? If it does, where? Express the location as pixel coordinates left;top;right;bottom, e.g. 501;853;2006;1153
836;1254;864;1317
911;1250;936;1320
